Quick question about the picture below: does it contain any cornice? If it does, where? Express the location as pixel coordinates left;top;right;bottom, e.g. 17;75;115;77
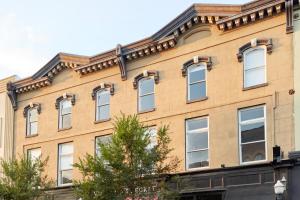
217;0;285;31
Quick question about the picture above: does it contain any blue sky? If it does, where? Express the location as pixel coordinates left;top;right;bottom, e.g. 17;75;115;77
0;0;249;79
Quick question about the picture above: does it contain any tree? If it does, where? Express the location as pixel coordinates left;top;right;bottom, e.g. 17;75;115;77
0;155;52;200
74;114;180;200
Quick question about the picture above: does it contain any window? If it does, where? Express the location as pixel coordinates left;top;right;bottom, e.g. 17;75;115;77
27;148;41;162
187;64;206;101
138;77;155;112
243;47;266;88
186;117;209;169
145;128;157;151
27;108;38;136
59;100;72;129
239;105;266;164
95;135;112;157
96;90;110;121
58;143;73;186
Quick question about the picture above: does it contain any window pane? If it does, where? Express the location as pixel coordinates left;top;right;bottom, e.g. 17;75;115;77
189;82;206;101
60;155;73;170
29;109;38;122
245;48;265;69
187;150;209;169
244;67;265;87
96;135;112;155
240;107;264;122
61;100;72;115
61;170;72;184
30;122;38;135
139;78;154;96
97;90;110;105
187;118;208;131
241;142;265;162
62;114;71;129
60;143;73;155
139;94;154;111
98;105;110;120
146;128;157;150
28;148;41;161
187;132;208;151
241;122;265;143
189;67;205;83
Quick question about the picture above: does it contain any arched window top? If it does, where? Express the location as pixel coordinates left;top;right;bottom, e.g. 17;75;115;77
244;47;266;67
133;70;159;89
23;103;41;117
237;38;272;62
182;56;212;77
55;93;75;109
91;83;114;100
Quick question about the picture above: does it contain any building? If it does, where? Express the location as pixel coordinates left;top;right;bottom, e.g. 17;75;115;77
0;76;16;174
6;0;300;199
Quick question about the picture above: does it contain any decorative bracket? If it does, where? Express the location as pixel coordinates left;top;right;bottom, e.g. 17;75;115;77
133;70;159;89
91;83;115;100
181;56;213;77
237;38;273;62
7;82;17;111
116;44;127;81
285;0;294;33
55;93;76;109
23;103;41;117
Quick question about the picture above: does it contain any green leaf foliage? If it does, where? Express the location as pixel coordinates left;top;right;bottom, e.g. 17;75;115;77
0;155;53;200
74;114;180;200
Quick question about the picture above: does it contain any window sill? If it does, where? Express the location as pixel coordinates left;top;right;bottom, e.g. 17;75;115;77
138;108;156;114
186;166;210;172
243;83;268;91
58;127;72;132
94;118;111;124
56;183;73;188
187;96;208;104
25;134;38;138
240;160;268;166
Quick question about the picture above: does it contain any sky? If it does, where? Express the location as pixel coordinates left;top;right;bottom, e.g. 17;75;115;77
0;0;249;79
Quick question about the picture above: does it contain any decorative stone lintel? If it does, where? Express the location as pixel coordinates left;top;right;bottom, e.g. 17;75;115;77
23;103;41;117
55;93;76;109
133;70;159;89
237;38;273;62
91;83;115;100
182;56;213;77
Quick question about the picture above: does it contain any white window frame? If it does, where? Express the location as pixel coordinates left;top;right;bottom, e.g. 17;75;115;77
243;46;267;88
96;90;110;121
187;63;207;101
58;143;73;186
185;116;209;170
138;77;155;112
59;99;72;130
238;105;267;165
26;108;38;136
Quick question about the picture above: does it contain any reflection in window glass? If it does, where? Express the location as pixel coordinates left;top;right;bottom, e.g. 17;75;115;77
188;64;206;101
58;143;73;186
239;106;266;163
138;78;155;112
96;90;110;121
59;100;72;129
27;108;38;136
243;47;266;88
186;117;209;169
